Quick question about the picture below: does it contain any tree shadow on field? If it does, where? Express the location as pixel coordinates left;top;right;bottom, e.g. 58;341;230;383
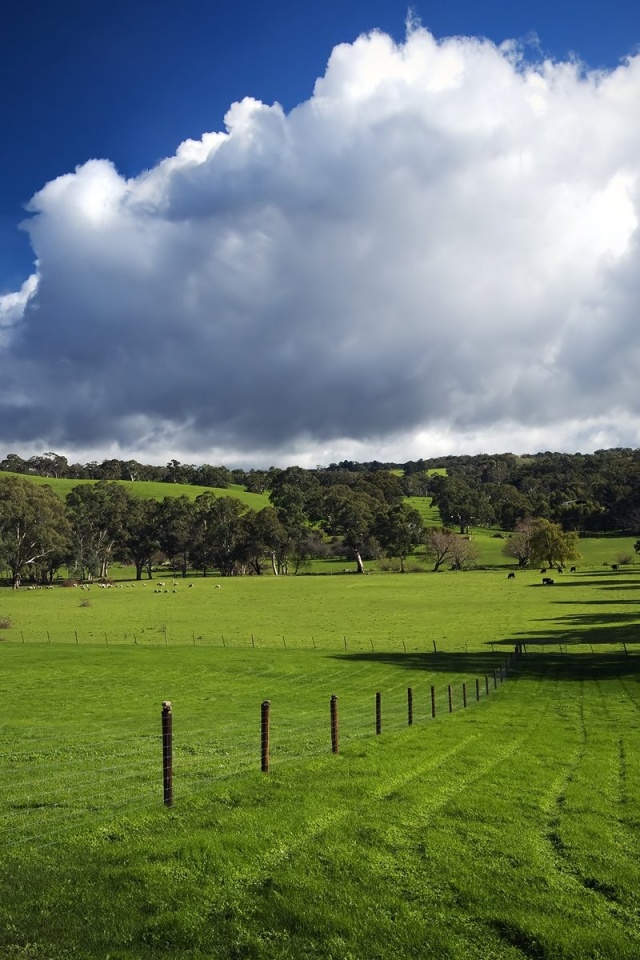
528;577;639;590
512;610;640;650
329;650;512;676
329;649;640;682
551;599;640;606
511;651;640;682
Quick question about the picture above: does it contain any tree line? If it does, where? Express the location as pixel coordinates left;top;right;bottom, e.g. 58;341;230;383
1;447;638;585
0;473;430;586
423;449;640;534
2;447;640;532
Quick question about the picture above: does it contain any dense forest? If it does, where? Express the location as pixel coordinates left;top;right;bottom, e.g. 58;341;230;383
1;448;639;586
3;448;640;533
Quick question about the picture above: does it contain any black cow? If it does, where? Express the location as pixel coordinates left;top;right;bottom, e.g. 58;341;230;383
507;573;516;580
542;577;555;585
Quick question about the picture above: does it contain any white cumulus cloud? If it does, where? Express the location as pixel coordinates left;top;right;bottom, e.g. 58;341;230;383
2;24;640;465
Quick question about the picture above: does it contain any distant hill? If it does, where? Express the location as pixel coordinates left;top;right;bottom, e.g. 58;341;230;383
0;471;271;510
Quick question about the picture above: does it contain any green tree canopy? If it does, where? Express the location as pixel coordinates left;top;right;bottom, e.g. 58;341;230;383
0;476;70;585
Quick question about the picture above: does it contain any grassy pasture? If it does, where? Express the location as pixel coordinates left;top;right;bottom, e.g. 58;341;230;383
3;561;640;957
2;553;639;649
2;645;640;958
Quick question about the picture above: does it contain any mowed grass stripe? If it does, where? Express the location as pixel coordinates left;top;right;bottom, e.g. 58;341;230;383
0;644;510;849
2;658;640;957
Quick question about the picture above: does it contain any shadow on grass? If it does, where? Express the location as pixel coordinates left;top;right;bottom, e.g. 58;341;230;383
527;577;640;589
330;650;511;675
330;649;640;681
513;610;640;649
551;599;640;606
510;652;640;681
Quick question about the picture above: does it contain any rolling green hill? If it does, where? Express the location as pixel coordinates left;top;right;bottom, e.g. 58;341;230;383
0;470;271;509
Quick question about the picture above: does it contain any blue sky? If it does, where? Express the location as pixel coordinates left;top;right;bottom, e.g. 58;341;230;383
2;0;640;466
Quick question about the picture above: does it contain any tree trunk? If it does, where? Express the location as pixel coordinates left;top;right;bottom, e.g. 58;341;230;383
354;550;365;574
271;553;278;577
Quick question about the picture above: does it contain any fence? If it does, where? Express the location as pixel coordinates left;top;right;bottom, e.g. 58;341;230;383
159;649;521;805
1;647;521;847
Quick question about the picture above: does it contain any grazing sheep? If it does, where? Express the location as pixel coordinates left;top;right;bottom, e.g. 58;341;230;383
542;577;555;585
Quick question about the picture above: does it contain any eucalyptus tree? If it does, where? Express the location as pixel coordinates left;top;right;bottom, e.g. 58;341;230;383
190;493;250;576
156;495;196;577
243;506;288;575
428;475;494;533
0;475;70;586
375;503;424;572
66;481;131;580
119;496;161;580
319;485;381;574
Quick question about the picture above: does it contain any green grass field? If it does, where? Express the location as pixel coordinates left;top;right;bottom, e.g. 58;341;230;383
2;556;640;958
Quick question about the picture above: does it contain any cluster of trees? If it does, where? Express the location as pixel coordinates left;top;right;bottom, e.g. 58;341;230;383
0;474;428;586
3;448;640;532
0;471;590;587
2;446;639;585
425;450;640;533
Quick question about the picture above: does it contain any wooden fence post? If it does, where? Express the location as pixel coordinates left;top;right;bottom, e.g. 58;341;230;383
407;687;413;726
161;701;173;807
330;694;339;754
462;682;467;708
431;685;436;718
493;670;497;689
475;678;480;702
448;685;453;714
261;700;271;773
376;692;382;735
485;675;489;696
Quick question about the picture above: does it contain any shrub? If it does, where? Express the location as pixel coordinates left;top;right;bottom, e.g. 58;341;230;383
615;553;633;566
